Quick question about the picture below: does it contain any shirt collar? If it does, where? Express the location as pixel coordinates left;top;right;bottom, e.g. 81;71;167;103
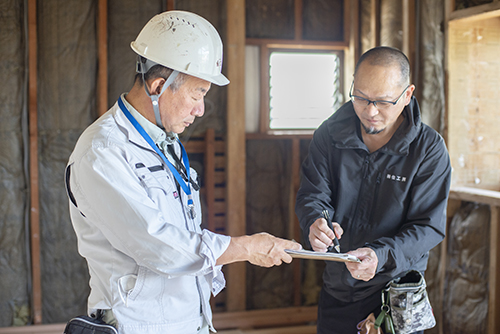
121;93;178;146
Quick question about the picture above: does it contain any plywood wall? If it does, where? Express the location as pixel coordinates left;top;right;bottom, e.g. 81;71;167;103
448;16;500;190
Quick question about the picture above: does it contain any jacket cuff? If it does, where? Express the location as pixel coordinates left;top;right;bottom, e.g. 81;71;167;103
199;230;231;296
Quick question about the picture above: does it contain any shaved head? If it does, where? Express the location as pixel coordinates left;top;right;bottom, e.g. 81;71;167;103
354;46;410;87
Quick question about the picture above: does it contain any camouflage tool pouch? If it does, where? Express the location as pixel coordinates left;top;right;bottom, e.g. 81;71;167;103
385;270;436;334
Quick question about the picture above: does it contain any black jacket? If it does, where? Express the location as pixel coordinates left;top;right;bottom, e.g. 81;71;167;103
295;97;451;302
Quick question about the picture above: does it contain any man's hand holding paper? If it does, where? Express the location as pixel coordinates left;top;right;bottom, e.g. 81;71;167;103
346;247;378;281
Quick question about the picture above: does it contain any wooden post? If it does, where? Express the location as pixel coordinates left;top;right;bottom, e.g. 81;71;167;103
97;0;108;116
488;205;500;333
226;0;247;312
402;0;416;83
258;46;269;133
205;128;216;232
289;138;301;306
294;0;303;41
28;0;42;325
370;0;381;47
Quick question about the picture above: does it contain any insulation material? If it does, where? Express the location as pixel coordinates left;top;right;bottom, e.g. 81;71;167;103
360;0;403;52
444;202;490;334
36;0;97;323
418;0;445;133
302;0;344;42
360;0;372;53
245;140;295;309
380;0;402;50
245;0;294;40
0;0;30;327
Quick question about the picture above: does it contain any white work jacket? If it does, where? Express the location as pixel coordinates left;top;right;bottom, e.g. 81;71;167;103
65;101;231;334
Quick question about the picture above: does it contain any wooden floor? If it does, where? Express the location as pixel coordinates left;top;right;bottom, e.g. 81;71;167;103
0;324;316;334
220;325;316;333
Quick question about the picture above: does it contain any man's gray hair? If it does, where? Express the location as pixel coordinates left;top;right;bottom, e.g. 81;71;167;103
135;65;187;92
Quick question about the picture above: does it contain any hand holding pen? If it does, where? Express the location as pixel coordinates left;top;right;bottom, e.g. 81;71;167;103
322;210;341;253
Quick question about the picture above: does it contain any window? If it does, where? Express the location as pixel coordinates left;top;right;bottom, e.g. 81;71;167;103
244;0;348;135
268;51;343;130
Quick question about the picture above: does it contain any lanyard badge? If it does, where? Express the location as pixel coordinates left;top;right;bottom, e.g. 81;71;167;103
118;97;196;219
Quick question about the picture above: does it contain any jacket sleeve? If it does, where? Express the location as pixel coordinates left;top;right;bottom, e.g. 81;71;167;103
367;134;451;277
68;144;230;279
295;125;335;249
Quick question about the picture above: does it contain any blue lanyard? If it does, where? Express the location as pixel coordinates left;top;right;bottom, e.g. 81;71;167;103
117;97;194;209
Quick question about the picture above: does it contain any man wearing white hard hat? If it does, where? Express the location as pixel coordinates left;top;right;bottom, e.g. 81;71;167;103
65;11;301;334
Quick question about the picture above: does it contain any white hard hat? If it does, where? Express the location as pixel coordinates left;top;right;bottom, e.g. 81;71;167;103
130;10;229;86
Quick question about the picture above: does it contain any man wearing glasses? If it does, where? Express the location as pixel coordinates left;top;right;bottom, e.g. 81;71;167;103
295;46;451;333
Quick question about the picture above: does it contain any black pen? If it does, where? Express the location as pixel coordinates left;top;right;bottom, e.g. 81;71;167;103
322;210;340;253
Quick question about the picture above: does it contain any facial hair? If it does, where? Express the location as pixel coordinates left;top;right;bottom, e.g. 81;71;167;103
361;122;385;135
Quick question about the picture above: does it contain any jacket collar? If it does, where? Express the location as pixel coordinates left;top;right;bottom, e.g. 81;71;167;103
111;100;154;150
326;96;421;155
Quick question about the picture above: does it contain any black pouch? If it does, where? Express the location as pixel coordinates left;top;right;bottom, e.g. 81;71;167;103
64;312;118;334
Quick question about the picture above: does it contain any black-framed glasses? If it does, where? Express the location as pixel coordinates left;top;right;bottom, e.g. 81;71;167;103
349;81;410;111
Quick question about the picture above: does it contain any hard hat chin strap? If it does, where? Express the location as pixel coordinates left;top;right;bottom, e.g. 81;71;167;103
143;70;179;129
137;56;179;130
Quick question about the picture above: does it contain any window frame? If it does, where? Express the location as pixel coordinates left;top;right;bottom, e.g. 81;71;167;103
244;0;352;136
246;41;348;135
265;47;345;133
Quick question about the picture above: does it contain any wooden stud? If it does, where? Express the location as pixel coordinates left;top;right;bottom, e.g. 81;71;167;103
226;0;247;312
97;0;108;117
294;0;303;41
167;0;175;11
370;0;381;47
289;138;302;306
258;46;270;133
28;0;42;325
205;128;216;232
488;205;500;333
402;0;416;83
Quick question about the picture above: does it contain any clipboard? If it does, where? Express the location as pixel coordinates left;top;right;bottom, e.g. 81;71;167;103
285;249;361;263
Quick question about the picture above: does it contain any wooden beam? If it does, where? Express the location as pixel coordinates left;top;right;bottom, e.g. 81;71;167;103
449;187;500;207
28;0;42;325
449;2;500;22
97;0;108;116
226;0;247;312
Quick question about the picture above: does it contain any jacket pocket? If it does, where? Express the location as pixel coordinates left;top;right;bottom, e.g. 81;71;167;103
117;266;147;306
133;162;174;197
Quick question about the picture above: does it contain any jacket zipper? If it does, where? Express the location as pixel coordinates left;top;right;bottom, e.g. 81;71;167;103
368;172;382;224
346;155;371;302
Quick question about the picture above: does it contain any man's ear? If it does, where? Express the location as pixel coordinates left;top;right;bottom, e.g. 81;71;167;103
404;84;416;105
149;77;166;95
